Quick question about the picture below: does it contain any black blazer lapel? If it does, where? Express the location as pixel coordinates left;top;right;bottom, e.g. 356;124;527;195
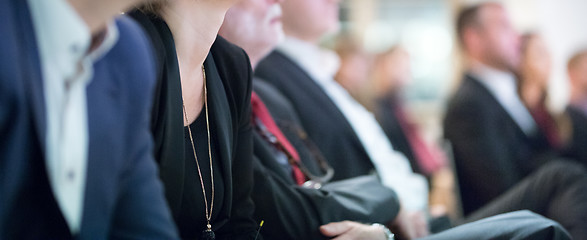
129;11;186;217
465;74;529;139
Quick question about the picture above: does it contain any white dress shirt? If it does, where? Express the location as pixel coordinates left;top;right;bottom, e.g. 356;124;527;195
470;62;538;135
28;0;119;233
278;38;429;211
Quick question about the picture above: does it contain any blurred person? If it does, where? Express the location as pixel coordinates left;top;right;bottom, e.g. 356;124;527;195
0;0;179;239
129;0;260;238
334;34;373;106
445;2;587;239
566;50;587;165
220;0;574;239
518;33;572;151
371;46;455;219
372;46;447;179
256;0;433;237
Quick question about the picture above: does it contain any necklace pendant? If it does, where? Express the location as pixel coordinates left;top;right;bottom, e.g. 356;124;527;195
201;224;215;240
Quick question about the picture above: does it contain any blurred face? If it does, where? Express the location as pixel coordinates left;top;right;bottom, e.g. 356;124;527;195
475;4;521;72
336;52;371;93
378;49;411;93
220;0;284;66
521;35;552;86
281;0;340;42
570;57;587;94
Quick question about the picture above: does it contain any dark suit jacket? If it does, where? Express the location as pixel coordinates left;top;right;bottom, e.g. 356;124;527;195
0;1;178;239
255;50;375;181
443;74;552;215
565;106;587;166
129;11;258;239
251;80;399;240
375;95;424;176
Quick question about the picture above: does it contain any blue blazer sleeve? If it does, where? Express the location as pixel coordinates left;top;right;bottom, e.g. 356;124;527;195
106;16;179;240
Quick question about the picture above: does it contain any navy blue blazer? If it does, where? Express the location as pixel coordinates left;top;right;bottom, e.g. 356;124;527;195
0;0;178;239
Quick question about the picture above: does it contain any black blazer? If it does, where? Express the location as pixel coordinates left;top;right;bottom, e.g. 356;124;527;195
565;106;587;166
1;2;178;239
374;95;424;176
443;74;552;215
130;11;257;239
255;50;375;181
251;80;399;240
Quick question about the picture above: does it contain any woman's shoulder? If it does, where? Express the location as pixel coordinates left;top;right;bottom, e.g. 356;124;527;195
210;36;251;76
209;35;253;112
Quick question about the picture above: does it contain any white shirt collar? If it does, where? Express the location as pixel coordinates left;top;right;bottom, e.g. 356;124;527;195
469;61;518;97
277;37;340;84
469;61;537;135
27;0;119;234
28;0;90;81
28;0;119;84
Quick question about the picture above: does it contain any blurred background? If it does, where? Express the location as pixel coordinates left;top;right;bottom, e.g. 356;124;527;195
330;0;587;143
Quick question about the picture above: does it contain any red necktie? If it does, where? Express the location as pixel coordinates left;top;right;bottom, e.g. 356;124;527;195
393;103;446;175
251;92;306;185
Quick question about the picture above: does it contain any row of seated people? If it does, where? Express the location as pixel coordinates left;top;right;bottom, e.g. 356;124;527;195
333;11;587;228
1;0;584;239
252;0;587;239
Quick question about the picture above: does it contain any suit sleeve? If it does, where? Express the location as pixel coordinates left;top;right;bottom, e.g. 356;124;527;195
108;17;179;240
252;155;400;240
444;94;521;205
423;211;571;240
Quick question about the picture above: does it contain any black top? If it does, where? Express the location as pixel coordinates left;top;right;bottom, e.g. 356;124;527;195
564;106;587;167
179;108;225;239
374;94;424;176
129;10;258;240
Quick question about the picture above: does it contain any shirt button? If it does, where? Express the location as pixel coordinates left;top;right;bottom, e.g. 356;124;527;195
71;44;81;54
67;170;76;181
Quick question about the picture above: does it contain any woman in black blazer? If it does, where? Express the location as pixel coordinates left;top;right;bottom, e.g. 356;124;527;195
129;1;258;239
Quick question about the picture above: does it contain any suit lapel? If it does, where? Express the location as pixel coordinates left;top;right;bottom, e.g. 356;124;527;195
271;51;360;135
466;74;529;139
270;50;370;159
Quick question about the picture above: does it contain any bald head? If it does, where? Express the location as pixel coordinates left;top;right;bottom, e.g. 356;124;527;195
457;2;521;72
219;0;285;68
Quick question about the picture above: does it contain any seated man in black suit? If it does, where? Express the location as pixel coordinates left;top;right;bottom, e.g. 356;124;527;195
566;50;587;165
219;0;575;239
0;0;178;239
444;2;587;238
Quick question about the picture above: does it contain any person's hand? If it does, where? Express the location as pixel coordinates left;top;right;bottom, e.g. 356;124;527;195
387;208;429;240
320;221;388;240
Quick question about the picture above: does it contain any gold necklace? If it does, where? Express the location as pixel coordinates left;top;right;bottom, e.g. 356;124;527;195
182;65;215;240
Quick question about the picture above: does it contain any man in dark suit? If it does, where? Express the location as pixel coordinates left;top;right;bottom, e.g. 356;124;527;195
0;0;178;239
444;2;560;214
444;3;587;239
566;50;587;165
